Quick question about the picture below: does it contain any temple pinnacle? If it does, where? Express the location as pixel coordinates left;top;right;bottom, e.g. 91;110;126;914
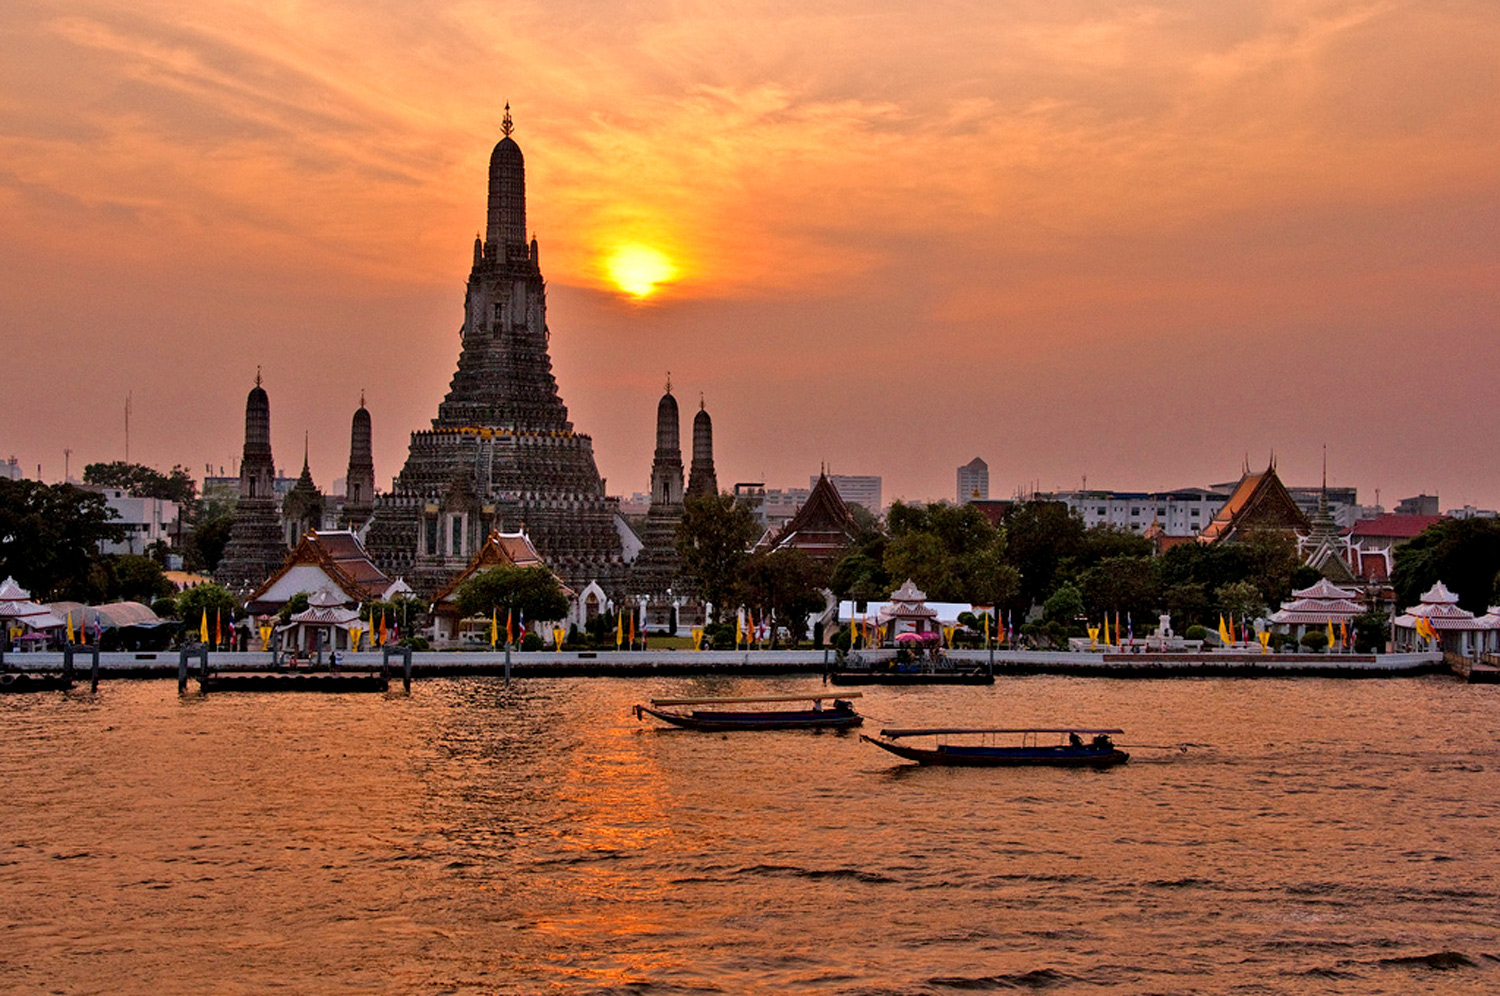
502;102;513;137
255;365;262;388
665;371;672;395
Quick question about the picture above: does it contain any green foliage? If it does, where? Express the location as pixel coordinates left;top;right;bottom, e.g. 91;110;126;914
453;566;569;623
1004;501;1085;607
828;550;890;602
879;500;1015;603
1215;580;1265;621
1392;518;1500;614
1353;612;1389;653
1164;582;1211;631
0;479;125;601
521;632;544;652
1184;624;1209;642
182;490;236;573
1043;582;1085;623
1157;533;1300;624
1300;630;1329;651
741;548;827;647
151;597;178;619
176;583;239;634
676;492;760;621
83;461;197;504
1079;555;1159;619
277;591;312;623
108;554;176;603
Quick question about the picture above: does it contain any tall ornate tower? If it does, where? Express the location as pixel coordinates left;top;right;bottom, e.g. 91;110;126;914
281;434;324;547
343;396;375;529
217;371;288;589
687;395;718;497
364;108;626;595
632;378;686;598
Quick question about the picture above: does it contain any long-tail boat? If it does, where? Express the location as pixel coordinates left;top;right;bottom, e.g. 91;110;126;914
861;727;1129;766
634;693;863;731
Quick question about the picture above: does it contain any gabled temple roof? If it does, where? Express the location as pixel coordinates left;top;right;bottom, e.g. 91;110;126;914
1198;461;1309;544
433;530;569;605
247;529;392;611
766;473;857;560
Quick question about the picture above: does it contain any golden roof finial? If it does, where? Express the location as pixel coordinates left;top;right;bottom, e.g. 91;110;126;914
699;392;705;411
255;365;262;388
502;102;513;137
665;371;672;395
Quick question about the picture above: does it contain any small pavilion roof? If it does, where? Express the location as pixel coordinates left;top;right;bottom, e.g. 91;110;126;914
1349;514;1445;540
433;530;570;605
1290;578;1360;601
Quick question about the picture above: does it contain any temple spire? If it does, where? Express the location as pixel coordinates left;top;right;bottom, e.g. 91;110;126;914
502;102;513;137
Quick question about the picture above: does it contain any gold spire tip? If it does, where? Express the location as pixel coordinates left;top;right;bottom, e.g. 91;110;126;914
502;102;514;137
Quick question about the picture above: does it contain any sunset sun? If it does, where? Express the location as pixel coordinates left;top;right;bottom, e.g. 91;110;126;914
606;244;677;299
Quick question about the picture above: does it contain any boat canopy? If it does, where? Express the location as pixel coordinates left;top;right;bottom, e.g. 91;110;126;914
650;693;862;707
878;727;1123;738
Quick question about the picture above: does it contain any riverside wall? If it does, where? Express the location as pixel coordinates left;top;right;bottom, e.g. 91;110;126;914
0;649;1447;680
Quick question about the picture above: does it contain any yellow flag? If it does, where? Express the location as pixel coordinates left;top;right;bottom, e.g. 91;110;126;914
1326;619;1335;648
983;613;990;645
199;610;208;643
490;607;498;647
692;627;704;650
736;612;743;647
616;611;624;648
1102;616;1110;645
66;611;75;644
1088;625;1099;648
553;626;565;651
1218;615;1233;645
261;624;275;651
1257;630;1270;653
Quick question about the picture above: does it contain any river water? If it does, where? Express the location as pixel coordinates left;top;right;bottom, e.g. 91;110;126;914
2;675;1497;995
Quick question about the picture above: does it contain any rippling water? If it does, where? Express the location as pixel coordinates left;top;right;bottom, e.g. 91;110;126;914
3;676;1497;994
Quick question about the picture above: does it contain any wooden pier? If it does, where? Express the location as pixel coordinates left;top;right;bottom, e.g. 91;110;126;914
1453;652;1500;684
191;646;412;694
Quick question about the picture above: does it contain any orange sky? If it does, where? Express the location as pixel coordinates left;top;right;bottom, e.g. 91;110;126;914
2;1;1497;508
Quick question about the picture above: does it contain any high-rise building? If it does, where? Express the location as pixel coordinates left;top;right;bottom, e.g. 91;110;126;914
957;457;989;502
364;108;626;596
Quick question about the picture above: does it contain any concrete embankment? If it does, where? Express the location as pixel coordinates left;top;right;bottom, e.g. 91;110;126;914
0;649;1448;680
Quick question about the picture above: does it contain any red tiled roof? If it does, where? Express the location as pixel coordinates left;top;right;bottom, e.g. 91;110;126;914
1348;514;1445;540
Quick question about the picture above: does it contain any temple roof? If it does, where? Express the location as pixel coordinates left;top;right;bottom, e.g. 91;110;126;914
765;473;857;560
433;529;569;605
247;529;392;610
1349;514;1445;539
1198;461;1309;544
1291;578;1360;601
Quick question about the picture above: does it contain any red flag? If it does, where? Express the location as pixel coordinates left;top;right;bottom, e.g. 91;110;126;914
628;609;636;647
216;609;223;648
379;612;388;646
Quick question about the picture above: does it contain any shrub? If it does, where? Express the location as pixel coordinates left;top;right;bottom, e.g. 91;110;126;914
1184;624;1208;642
1300;630;1329;652
521;633;544;652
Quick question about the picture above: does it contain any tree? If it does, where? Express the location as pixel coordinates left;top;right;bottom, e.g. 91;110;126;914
0;479;125;600
453;566;569;623
882;531;951;597
1004;500;1085;607
1215;580;1266;621
1079;555;1160;621
1043;582;1085;623
1392;518;1500;614
677;492;760;621
741;548;827;647
108;554;176;603
83;461;197;504
176;583;239;637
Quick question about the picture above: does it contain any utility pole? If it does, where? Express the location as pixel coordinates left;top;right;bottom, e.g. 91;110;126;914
64;448;72;484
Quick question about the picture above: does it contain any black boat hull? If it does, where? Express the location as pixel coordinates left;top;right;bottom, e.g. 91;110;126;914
640;705;863;731
862;735;1128;767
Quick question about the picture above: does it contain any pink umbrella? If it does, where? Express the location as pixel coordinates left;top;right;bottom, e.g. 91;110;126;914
894;632;923;644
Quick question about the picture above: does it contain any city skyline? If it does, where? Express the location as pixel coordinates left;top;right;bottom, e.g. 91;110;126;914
2;2;1497;507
